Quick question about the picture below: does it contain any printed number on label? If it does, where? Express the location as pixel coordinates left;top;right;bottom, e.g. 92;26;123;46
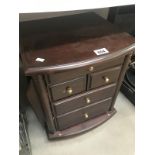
93;48;109;55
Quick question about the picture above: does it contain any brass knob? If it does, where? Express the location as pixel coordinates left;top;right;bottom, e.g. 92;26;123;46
66;87;73;95
103;77;110;83
84;113;89;119
86;97;91;104
89;66;94;72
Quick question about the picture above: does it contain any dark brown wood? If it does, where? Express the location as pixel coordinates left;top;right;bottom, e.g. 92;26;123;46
57;98;112;130
20;12;135;139
50;76;86;101
21;34;134;75
32;75;56;132
109;54;133;110
47;108;116;139
47;56;124;85
90;66;121;89
54;83;116;115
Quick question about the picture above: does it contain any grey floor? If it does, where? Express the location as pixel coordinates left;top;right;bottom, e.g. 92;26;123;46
27;92;135;155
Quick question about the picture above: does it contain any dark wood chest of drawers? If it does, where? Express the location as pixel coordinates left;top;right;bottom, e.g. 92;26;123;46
20;12;135;139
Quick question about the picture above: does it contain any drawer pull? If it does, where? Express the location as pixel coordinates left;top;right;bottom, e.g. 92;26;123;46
89;66;94;72
86;97;91;104
103;77;110;83
66;87;73;95
84;113;89;119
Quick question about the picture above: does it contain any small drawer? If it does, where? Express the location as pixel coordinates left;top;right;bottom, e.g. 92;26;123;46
56;98;112;130
54;83;116;115
90;66;121;89
50;76;86;101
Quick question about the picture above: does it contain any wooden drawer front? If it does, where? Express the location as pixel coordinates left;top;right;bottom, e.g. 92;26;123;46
90;66;121;89
54;83;116;115
57;98;112;130
47;56;124;85
50;76;86;101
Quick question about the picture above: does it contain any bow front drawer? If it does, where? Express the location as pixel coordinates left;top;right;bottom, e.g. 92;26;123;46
56;97;112;130
54;83;116;115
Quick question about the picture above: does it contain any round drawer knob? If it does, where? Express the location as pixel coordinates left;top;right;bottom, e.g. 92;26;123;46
66;87;73;95
89;66;94;72
103;77;110;83
84;113;89;119
86;97;91;104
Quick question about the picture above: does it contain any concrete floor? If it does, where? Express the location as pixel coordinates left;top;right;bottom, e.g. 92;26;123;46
27;92;135;155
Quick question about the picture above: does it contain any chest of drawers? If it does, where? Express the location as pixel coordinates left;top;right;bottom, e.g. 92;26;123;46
20;12;135;139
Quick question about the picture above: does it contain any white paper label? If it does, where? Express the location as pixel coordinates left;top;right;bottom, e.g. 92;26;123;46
35;57;45;62
93;48;109;55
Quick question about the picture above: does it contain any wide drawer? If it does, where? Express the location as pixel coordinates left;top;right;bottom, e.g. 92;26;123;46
50;76;86;101
90;66;121;89
54;83;116;115
47;56;124;85
56;97;112;130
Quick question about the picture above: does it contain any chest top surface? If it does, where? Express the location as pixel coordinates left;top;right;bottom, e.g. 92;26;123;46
20;12;135;75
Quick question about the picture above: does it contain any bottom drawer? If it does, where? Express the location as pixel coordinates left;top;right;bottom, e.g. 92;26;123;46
56;97;112;130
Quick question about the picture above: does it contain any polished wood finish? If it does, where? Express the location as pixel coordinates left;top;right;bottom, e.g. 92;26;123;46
47;56;124;85
32;75;56;132
54;83;116;115
47;109;116;139
20;12;135;139
110;54;133;110
57;98;112;130
50;76;86;101
90;66;121;89
21;33;134;75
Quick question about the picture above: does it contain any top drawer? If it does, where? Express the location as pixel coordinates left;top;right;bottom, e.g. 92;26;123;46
50;76;86;101
47;56;124;85
90;66;121;89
